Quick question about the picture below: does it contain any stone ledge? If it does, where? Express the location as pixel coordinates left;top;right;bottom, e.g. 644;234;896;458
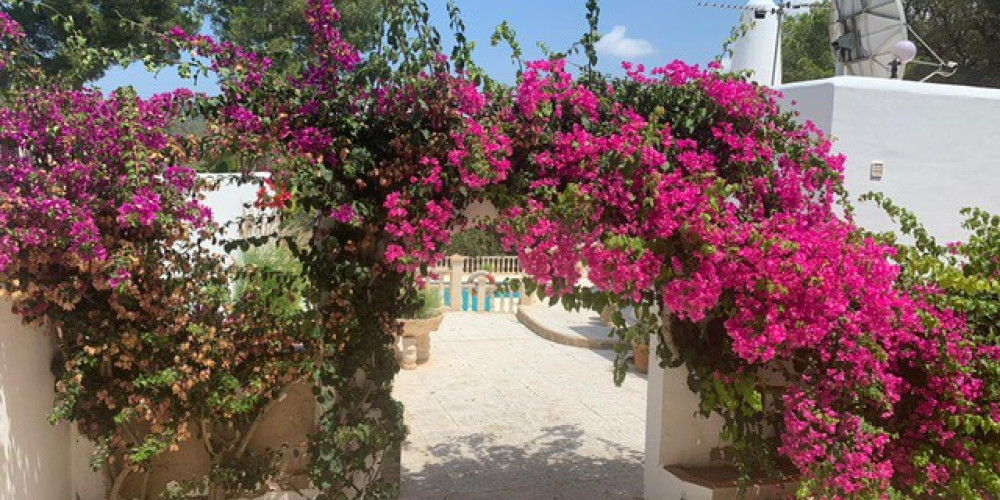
664;465;799;500
516;305;622;350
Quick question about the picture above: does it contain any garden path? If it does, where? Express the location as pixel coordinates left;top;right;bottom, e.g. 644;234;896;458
394;312;647;499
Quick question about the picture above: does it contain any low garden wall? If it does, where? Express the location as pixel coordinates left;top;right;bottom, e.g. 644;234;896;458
1;298;319;500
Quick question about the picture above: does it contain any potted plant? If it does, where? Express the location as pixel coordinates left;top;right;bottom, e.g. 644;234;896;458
629;311;656;374
632;335;650;374
397;287;445;369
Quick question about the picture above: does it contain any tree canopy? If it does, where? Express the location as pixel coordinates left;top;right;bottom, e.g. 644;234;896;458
0;0;386;83
905;0;1000;86
204;0;384;75
1;0;200;83
781;1;834;83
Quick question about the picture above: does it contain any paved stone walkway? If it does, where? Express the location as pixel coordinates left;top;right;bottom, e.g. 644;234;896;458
393;312;647;499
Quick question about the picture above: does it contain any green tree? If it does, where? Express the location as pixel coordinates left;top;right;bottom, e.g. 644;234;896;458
203;0;384;75
781;1;834;83
905;0;1000;87
446;226;511;256
2;0;201;83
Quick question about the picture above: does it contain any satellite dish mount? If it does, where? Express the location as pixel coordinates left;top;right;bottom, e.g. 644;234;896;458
830;0;957;81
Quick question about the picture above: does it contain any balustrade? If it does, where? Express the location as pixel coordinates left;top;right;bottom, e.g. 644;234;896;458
421;254;526;314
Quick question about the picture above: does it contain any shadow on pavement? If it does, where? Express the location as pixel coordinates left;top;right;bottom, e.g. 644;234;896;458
401;424;644;499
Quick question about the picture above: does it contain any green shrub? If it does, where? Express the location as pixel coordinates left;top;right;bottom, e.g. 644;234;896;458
408;287;442;319
445;227;509;256
234;245;307;318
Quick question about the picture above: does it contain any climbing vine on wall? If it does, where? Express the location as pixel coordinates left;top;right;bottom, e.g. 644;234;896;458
176;0;510;496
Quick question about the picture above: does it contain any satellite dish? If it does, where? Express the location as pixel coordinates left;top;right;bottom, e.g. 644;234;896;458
830;0;909;78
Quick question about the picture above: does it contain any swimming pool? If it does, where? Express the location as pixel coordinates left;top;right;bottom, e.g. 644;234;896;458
441;287;521;312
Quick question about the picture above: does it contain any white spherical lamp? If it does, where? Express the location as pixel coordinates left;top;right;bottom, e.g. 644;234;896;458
891;40;918;64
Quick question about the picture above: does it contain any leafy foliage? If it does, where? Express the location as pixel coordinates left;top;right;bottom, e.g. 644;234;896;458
781;1;834;83
2;0;200;83
405;287;442;320
0;15;313;500
234;244;307;320
3;1;1000;498
445;226;510;257
905;0;1000;86
862;192;1000;497
203;0;384;75
495;44;998;497
175;0;511;496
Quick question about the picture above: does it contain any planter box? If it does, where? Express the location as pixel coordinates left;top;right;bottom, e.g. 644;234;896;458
397;314;444;369
663;465;799;500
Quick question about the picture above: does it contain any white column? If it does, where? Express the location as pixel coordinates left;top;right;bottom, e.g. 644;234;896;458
644;319;725;499
729;0;781;86
449;254;466;312
476;279;487;313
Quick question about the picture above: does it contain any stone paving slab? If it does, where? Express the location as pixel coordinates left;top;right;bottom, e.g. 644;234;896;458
393;313;646;499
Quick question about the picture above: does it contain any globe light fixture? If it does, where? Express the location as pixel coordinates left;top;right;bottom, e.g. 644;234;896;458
891;40;918;64
889;40;917;79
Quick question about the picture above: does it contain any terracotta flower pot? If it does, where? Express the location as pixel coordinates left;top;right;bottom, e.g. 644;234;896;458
633;341;650;374
397;314;444;369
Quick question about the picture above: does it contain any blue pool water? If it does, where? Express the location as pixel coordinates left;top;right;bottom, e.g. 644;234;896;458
442;287;521;312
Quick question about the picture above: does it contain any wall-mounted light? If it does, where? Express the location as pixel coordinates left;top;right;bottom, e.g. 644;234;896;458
870;160;885;181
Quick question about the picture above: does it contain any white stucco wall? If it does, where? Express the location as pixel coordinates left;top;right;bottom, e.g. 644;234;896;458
0;302;105;500
779;77;1000;243
644;333;725;500
198;174;271;256
71;427;105;500
0;302;71;500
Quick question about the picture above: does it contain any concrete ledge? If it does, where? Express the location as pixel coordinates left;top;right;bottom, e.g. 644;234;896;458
516;305;622;349
663;465;799;500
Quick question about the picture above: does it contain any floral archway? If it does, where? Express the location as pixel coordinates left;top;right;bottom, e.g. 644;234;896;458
0;1;997;498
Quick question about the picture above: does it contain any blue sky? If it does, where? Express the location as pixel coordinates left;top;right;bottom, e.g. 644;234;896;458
95;1;745;97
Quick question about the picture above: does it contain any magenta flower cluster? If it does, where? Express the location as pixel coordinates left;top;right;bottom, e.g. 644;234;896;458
0;80;211;318
182;3;998;492
177;0;514;276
